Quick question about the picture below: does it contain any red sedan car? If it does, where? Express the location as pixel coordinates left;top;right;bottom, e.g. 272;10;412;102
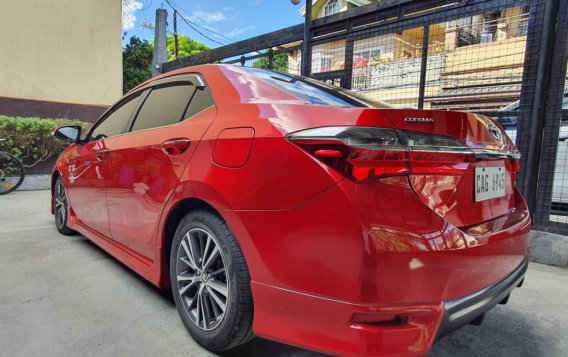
52;64;530;357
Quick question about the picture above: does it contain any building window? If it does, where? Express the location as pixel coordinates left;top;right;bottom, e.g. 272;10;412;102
480;12;501;43
354;49;382;60
324;0;340;17
320;57;332;72
517;6;529;36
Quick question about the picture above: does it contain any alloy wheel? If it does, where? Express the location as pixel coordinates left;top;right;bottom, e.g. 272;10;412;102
175;228;229;331
54;180;67;229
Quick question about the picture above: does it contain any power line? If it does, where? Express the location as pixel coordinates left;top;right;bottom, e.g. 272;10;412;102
141;0;152;11
177;12;229;47
167;0;236;44
164;0;230;47
179;16;234;45
163;0;263;58
140;0;152;24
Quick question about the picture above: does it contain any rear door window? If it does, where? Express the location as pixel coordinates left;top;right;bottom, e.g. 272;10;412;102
130;83;196;132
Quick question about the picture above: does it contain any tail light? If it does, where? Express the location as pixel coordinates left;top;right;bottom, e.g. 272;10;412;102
287;126;480;182
402;130;475;175
287;127;408;181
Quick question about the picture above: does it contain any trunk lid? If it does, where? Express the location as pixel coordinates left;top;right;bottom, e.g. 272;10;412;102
379;109;519;228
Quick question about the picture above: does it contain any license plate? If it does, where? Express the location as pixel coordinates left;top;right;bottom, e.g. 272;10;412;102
474;166;506;202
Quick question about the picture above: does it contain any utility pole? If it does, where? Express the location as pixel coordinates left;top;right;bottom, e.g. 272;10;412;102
152;8;168;77
301;0;312;77
173;10;179;60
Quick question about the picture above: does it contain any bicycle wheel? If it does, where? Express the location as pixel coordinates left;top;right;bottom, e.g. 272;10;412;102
0;151;25;195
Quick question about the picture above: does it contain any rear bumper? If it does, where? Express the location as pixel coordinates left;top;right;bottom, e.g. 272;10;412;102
437;257;528;339
252;258;528;357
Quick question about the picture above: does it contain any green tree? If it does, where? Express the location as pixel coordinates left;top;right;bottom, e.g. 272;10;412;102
166;35;210;61
122;36;153;93
253;52;289;72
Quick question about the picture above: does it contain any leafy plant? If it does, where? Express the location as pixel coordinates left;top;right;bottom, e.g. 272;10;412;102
166;35;210;61
123;36;153;93
0;116;91;168
253;52;289;73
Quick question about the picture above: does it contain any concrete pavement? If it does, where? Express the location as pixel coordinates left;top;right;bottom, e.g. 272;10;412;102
1;190;567;357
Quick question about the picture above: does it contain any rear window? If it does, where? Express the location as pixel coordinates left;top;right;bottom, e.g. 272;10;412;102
240;67;392;109
131;83;195;132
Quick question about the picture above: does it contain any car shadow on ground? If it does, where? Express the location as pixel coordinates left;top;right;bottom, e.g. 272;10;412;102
73;235;548;357
73;235;328;356
74;235;174;301
430;309;551;357
220;338;329;357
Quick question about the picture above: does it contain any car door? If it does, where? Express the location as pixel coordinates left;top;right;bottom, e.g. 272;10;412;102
65;91;145;237
106;75;216;259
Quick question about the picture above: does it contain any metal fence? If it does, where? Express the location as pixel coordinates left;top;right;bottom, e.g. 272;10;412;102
163;0;568;234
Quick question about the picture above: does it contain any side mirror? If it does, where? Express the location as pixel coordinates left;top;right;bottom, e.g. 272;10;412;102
53;125;82;143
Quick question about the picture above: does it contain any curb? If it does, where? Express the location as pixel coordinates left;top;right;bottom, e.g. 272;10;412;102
529;230;568;268
19;174;51;191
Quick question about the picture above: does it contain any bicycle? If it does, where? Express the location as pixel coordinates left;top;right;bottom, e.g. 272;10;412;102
0;138;25;195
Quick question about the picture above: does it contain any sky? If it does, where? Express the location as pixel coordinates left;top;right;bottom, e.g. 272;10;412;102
121;0;307;48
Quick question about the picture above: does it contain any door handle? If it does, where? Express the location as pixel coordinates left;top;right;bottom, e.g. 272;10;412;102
162;138;191;155
95;149;110;161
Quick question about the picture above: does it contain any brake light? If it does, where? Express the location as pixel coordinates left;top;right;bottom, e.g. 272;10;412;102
287;126;476;182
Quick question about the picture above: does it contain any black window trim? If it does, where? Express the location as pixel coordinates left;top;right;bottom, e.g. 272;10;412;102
124;75;215;134
182;88;215;120
86;73;214;141
125;82;195;133
86;89;149;142
124;87;153;133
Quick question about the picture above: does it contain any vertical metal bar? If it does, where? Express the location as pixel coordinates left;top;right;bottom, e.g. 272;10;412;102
301;1;312;77
343;36;355;89
533;0;568;227
268;49;274;70
523;0;561;216
516;1;541;194
418;25;430;109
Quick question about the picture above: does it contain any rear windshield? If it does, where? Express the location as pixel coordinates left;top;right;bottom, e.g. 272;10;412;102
240;67;392;109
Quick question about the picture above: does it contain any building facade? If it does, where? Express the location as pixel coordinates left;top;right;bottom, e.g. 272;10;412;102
0;0;123;121
290;0;529;110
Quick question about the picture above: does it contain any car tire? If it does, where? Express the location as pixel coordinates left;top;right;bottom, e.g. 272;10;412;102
170;209;254;351
53;177;75;235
